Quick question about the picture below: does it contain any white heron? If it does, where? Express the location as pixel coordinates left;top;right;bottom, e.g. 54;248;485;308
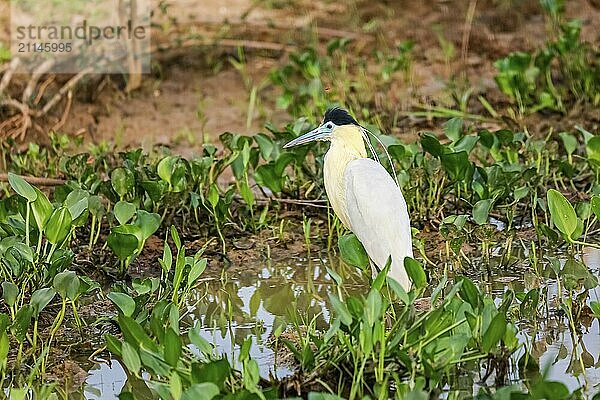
284;107;413;290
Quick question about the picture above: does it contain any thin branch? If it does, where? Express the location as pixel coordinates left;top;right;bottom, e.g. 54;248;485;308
0;173;65;186
37;67;93;117
0;58;20;95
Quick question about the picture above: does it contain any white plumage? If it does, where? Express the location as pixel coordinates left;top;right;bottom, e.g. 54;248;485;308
344;159;413;289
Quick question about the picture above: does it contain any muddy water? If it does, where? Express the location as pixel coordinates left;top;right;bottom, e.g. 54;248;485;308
83;249;600;399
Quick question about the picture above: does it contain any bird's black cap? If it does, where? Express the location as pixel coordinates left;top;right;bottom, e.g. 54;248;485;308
323;107;359;126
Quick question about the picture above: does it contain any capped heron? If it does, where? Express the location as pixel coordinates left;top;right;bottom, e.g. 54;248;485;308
284;108;413;290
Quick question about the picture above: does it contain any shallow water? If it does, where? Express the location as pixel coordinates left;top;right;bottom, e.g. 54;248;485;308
82;248;600;399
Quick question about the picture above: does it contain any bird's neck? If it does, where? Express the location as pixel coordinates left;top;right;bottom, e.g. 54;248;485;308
323;126;368;228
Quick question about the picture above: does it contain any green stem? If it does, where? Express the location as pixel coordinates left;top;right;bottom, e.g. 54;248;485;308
32;318;38;352
89;215;96;250
25;202;31;247
71;300;83;333
94;217;102;246
45;242;58;263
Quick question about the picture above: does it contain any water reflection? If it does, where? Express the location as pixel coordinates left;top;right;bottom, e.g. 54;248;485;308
186;254;366;378
81;249;600;398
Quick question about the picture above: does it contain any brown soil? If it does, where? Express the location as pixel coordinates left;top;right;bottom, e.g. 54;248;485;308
2;0;599;151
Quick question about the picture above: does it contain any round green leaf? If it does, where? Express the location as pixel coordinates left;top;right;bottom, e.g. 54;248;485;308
108;292;136;317
107;230;139;261
111;168;135;198
53;270;80;300
64;189;89;221
2;281;19;306
114;201;136;225
134;210;161;240
338;234;369;269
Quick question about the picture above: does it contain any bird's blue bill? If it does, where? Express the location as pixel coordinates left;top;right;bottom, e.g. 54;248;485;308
283;123;334;148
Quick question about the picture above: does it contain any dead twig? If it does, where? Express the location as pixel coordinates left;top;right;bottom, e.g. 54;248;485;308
22;59;56;103
37;67;93;117
0;58;20;95
33;76;56;106
153;37;295;55
0;173;65;186
0;98;32;140
234;194;328;208
51;90;73;133
461;0;477;74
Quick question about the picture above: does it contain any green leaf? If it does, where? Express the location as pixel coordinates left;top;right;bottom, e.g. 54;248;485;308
121;342;141;375
164;328;182;367
31;187;53;231
30;288;56;318
134;210;161;240
458;276;481;310
191;359;231;388
111;168;135;198
0;332;9;365
107;228;139;261
45;206;72;244
189;324;213;355
441;151;474;182
586;136;600;162
239;181;255;208
364;289;382;327
453;135;479;154
591;196;600;220
8;173;37;202
482;312;506;352
10;243;33;264
590;301;600;317
157;156;178;184
169;372;183;400
10;305;33;343
161;239;173;272
171;226;181;250
108;292;136;317
53;270;80;300
181;383;220;400
64;189;89;220
104;334;122;357
88;195;104;217
338;234;369;269
328;294;352;326
420;133;444;158
387;278;410;305
139;348;170;376
308;393;344;400
118;315;159;352
2;282;19;306
559;132;577;157
547;189;577;239
187;258;207;288
114;201;136;225
473;199;493;225
404;257;427;289
207;185;220;208
530;381;570;400
443;118;463;142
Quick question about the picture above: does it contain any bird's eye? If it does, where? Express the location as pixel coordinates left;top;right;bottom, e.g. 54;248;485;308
326;123;332;129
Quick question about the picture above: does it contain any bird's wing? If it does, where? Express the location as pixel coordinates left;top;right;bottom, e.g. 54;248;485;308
344;158;413;289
